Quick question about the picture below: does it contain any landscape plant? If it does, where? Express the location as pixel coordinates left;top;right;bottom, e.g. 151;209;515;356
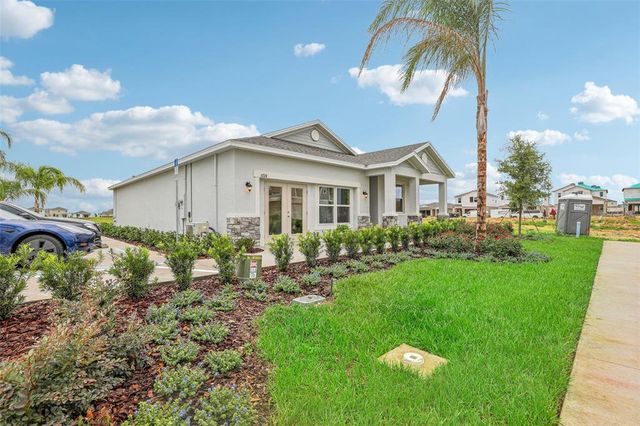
193;386;257;426
399;226;411;250
109;247;156;300
121;400;188;426
342;228;361;258
241;278;268;301
165;239;199;290
12;163;86;213
190;321;229;343
358;227;375;255
386;225;402;251
371;225;387;254
408;222;423;247
206;285;238;312
267;233;294;272
171;289;203;307
0;245;32;320
322;229;343;262
35;251;97;301
301;272;322;287
147;319;180;344
273;275;301;294
297;232;322;267
153;365;209;400
180;305;216;323
204;349;243;375
159;338;200;366
208;234;242;284
147;303;179;324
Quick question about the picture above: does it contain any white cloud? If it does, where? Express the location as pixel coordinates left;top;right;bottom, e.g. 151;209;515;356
570;81;640;124
81;178;120;198
0;95;24;123
293;43;326;57
352;146;365;154
537;111;549;120
507;129;572;146
41;64;121;101
11;105;259;158
559;173;638;201
349;64;467;106
0;0;54;39
446;162;502;200
25;90;74;114
0;56;34;85
573;129;590;141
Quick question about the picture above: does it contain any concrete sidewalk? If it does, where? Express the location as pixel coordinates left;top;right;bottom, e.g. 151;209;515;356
560;241;640;425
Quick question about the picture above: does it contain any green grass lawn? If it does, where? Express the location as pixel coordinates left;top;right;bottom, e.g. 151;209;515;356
87;216;113;225
258;236;602;425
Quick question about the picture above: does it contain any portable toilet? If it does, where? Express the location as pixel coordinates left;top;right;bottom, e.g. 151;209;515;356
556;193;593;236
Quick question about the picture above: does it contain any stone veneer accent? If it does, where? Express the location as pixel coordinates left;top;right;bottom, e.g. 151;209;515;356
226;216;261;242
382;215;398;227
357;215;370;229
407;215;421;224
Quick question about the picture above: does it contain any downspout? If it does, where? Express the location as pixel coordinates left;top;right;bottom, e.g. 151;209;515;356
213;154;218;232
190;163;193;220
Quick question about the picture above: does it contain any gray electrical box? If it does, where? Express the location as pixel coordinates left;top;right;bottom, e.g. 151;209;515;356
556;194;593;236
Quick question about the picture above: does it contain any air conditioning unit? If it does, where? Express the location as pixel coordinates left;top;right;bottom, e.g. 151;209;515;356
185;221;210;235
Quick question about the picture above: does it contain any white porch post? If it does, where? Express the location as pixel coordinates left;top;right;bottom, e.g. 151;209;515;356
383;169;397;226
408;177;420;215
438;180;448;219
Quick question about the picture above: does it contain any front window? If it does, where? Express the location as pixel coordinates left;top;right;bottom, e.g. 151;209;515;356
457;197;462;203
396;185;404;212
469;196;474;203
319;186;351;224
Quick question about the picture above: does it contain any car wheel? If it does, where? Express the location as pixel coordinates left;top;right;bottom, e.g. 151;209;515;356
20;234;65;260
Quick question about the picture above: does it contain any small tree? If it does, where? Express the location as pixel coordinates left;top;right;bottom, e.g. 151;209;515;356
496;135;552;236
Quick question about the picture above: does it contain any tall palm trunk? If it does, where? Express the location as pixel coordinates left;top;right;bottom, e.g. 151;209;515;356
475;89;488;250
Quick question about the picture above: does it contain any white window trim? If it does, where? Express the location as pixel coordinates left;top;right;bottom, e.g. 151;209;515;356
317;185;352;228
395;184;406;213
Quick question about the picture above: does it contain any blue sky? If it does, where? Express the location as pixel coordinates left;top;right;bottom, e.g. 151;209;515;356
1;0;638;213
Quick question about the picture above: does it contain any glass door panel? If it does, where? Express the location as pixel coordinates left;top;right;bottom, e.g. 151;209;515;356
290;187;304;234
268;186;283;235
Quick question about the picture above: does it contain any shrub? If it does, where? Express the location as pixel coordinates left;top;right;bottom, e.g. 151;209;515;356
171;289;203;307
311;265;330;276
193;386;257;426
384;252;411;265
480;237;525;260
273;275;300;294
153;365;208;400
408;223;423;247
234;237;256;253
121;400;188;426
298;232;322;267
0;245;32;320
147;303;179;324
487;222;514;238
420;222;436;241
241;278;268;301
369;259;385;270
267;233;294;272
426;232;474;253
322;229;343;263
147;319;180;344
0;294;146;424
521;251;551;263
386;226;402;252
346;260;370;274
159;338;200;365
341;229;360;258
190;321;229;343
399;227;411;250
204;349;243;375
301;272;322;287
165;239;198;290
206;285;238;312
358;227;374;255
180;305;216;324
109;247;156;299
328;263;348;279
452;220;476;237
35;251;97;301
371;225;387;254
208;234;242;285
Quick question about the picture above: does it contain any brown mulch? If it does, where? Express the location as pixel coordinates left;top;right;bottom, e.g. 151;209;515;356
0;254;356;424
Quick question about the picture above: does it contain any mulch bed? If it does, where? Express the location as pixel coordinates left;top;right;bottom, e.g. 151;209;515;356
0;254;364;424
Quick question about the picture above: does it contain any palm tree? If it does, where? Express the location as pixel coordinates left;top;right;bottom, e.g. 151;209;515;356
0;129;11;167
360;0;506;248
0;178;33;201
13;164;86;213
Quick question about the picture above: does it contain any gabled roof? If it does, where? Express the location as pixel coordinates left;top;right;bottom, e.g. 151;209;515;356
576;181;606;191
623;183;640;190
454;189;500;198
263;120;358;156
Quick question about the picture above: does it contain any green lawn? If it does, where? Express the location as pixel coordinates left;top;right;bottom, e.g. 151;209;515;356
87;216;113;225
258;236;602;425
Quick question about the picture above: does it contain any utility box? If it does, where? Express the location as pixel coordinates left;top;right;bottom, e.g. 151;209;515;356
556;194;593;236
236;254;262;281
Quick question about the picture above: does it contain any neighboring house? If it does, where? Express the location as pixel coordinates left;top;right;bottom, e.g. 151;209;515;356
623;183;640;215
109;120;455;244
99;208;114;217
606;199;623;215
44;207;68;218
70;211;91;218
551;182;608;215
453;190;508;216
419;202;456;218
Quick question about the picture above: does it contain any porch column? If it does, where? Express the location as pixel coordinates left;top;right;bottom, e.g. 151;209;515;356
438;180;448;219
383;169;397;226
407;177;420;223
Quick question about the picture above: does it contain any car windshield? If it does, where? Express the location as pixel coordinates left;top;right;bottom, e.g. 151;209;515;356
0;209;23;220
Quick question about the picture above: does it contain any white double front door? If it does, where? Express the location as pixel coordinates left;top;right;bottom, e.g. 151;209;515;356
265;183;306;238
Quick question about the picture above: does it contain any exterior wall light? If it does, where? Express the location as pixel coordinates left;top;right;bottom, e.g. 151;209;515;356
362;191;368;199
245;182;253;192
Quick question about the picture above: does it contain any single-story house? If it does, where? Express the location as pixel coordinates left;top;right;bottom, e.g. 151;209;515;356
99;208;114;217
44;207;68;218
452;190;508;217
109;120;455;244
419;202;456;218
623;183;640;215
70;210;91;218
551;182;608;215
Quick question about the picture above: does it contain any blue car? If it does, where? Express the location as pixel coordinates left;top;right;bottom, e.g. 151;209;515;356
0;208;97;258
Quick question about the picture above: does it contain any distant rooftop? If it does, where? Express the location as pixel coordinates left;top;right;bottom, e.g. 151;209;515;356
576;181;607;191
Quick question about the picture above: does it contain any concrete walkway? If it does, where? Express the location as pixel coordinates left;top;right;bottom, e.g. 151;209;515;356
560;241;640;425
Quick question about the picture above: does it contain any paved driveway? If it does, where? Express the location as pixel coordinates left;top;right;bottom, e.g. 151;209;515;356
22;237;218;302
